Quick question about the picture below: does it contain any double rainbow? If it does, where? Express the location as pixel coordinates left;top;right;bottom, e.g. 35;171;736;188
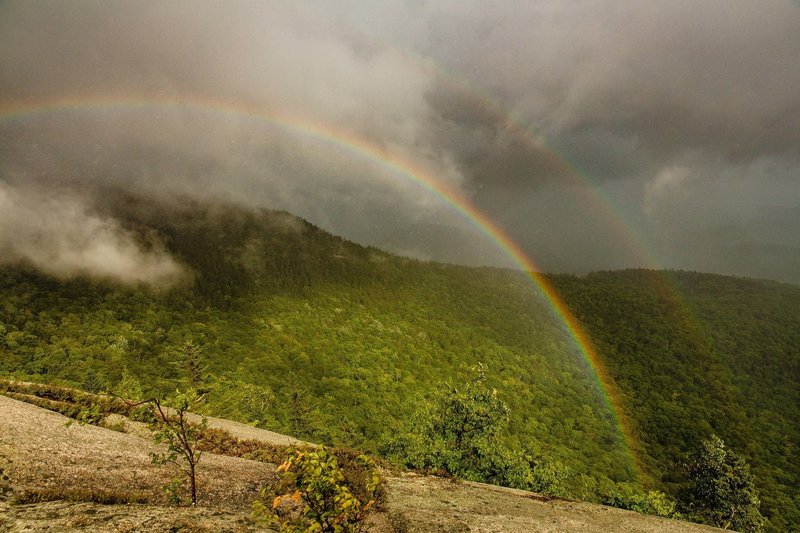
0;93;644;479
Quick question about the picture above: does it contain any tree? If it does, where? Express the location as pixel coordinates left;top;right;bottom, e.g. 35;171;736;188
149;389;207;506
287;388;313;437
178;341;208;391
685;435;764;531
433;362;509;450
383;363;567;495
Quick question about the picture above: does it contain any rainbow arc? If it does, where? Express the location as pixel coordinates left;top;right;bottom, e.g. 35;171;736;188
0;93;644;479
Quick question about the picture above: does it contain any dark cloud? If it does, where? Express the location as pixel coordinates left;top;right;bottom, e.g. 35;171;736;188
413;1;800;162
1;1;799;284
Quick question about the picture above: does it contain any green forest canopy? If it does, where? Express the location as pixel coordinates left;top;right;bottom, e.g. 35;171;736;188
1;201;797;530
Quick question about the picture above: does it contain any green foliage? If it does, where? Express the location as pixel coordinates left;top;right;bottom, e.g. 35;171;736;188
253;447;381;532
76;402;103;425
1;203;798;528
82;369;105;393
645;489;681;518
384;364;569;496
602;482;679;518
176;340;208;391
0;378;138;424
552;270;800;531
162;478;184;506
149;389;207;506
116;368;144;402
434;363;509;448
0;236;631;502
63;402;103;428
684;435;764;532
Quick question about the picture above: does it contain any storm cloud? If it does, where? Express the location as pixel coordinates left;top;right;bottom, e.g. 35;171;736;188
1;1;798;283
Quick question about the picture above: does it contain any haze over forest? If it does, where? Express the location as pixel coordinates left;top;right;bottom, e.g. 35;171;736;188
2;0;800;285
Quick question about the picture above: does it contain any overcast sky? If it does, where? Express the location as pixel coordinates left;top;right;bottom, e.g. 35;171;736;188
1;0;799;285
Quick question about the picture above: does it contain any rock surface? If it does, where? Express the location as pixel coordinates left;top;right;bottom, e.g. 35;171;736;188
0;394;722;532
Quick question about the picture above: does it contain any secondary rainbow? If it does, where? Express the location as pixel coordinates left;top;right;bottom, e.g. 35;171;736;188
0;94;644;478
337;31;663;271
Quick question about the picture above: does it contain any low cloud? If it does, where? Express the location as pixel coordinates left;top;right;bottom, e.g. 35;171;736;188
0;183;188;287
1;1;799;284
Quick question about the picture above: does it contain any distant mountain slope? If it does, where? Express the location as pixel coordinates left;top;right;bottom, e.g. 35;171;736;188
0;198;798;529
553;270;800;531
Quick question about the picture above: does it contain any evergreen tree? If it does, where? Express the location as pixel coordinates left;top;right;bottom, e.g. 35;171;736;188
178;341;207;392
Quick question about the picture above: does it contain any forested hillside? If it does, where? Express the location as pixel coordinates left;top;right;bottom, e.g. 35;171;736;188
0;199;633;495
0;199;797;530
553;271;800;531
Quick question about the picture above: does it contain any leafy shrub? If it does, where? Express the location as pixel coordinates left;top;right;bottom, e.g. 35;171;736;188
602;482;679;518
253;447;382;532
76;403;103;425
326;448;387;507
242;445;288;465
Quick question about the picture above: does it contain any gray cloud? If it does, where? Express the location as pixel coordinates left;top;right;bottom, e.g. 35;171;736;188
1;1;799;284
409;1;800;162
0;183;188;286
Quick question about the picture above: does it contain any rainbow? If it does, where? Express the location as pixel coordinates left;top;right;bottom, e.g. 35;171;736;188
0;93;644;478
319;24;663;271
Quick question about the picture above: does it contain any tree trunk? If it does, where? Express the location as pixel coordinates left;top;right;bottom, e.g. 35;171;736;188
190;462;197;506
